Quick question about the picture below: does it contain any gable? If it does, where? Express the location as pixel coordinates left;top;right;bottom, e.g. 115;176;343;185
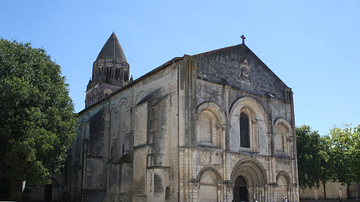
193;44;290;103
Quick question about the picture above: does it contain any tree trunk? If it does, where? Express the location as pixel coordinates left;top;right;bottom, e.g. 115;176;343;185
322;183;327;200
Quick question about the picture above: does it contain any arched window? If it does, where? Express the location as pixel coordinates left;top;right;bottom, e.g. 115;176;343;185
240;113;250;148
120;70;123;81
124;71;129;81
165;186;170;200
106;66;112;78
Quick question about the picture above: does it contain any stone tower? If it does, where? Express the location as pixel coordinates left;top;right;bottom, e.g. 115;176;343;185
85;32;130;108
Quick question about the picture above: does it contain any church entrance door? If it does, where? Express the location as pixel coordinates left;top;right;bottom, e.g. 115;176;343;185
234;176;248;202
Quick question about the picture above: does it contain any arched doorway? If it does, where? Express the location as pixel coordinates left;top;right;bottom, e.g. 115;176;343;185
231;159;268;202
234;176;248;202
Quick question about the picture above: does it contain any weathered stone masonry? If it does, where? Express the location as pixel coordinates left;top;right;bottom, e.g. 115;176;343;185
24;33;299;202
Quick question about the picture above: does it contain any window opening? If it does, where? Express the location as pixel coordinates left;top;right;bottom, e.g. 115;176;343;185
240;113;250;148
165;186;170;200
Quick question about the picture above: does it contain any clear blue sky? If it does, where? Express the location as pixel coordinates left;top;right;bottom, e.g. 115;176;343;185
1;1;359;136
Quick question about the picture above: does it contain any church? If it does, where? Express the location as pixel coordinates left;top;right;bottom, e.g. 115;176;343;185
34;32;300;202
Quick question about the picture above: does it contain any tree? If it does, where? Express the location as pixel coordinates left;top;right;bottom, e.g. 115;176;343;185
296;125;322;189
318;134;332;199
0;39;77;199
296;125;333;198
328;124;360;199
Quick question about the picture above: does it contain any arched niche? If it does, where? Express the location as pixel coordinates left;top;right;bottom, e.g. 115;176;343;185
118;99;127;154
276;171;291;202
274;118;293;157
196;102;226;149
196;166;222;202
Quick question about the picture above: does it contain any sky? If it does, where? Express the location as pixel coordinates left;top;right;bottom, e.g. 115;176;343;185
1;1;359;136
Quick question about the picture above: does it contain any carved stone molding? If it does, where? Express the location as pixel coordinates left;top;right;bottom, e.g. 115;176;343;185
188;179;200;190
240;58;252;82
224;180;234;193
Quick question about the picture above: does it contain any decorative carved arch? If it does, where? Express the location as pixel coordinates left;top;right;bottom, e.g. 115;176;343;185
117;98;128;110
196;101;226;125
274;118;293;136
98;63;104;68
110;103;116;114
196;165;222;183
229;96;268;124
276;171;291;186
104;88;113;96
230;158;268;187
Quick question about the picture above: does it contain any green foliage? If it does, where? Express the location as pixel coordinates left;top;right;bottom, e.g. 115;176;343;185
318;135;332;184
296;124;360;198
296;125;329;189
328;124;360;186
0;39;77;185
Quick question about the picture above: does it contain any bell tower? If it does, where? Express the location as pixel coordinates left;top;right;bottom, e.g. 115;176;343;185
85;32;130;108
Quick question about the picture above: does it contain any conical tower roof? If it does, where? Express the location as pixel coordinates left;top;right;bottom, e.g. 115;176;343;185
96;32;127;62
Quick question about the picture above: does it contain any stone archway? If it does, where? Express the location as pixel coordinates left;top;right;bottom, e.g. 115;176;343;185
196;166;222;202
276;171;291;202
231;159;268;202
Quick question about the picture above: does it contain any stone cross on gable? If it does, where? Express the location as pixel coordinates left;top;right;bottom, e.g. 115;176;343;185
241;35;246;44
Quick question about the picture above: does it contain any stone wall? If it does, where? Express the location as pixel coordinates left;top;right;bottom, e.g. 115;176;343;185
300;182;360;200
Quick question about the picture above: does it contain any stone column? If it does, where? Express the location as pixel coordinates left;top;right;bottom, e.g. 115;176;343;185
224;180;233;202
189;180;200;202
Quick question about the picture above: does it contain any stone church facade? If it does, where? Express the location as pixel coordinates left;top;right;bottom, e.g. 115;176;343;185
28;33;300;202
